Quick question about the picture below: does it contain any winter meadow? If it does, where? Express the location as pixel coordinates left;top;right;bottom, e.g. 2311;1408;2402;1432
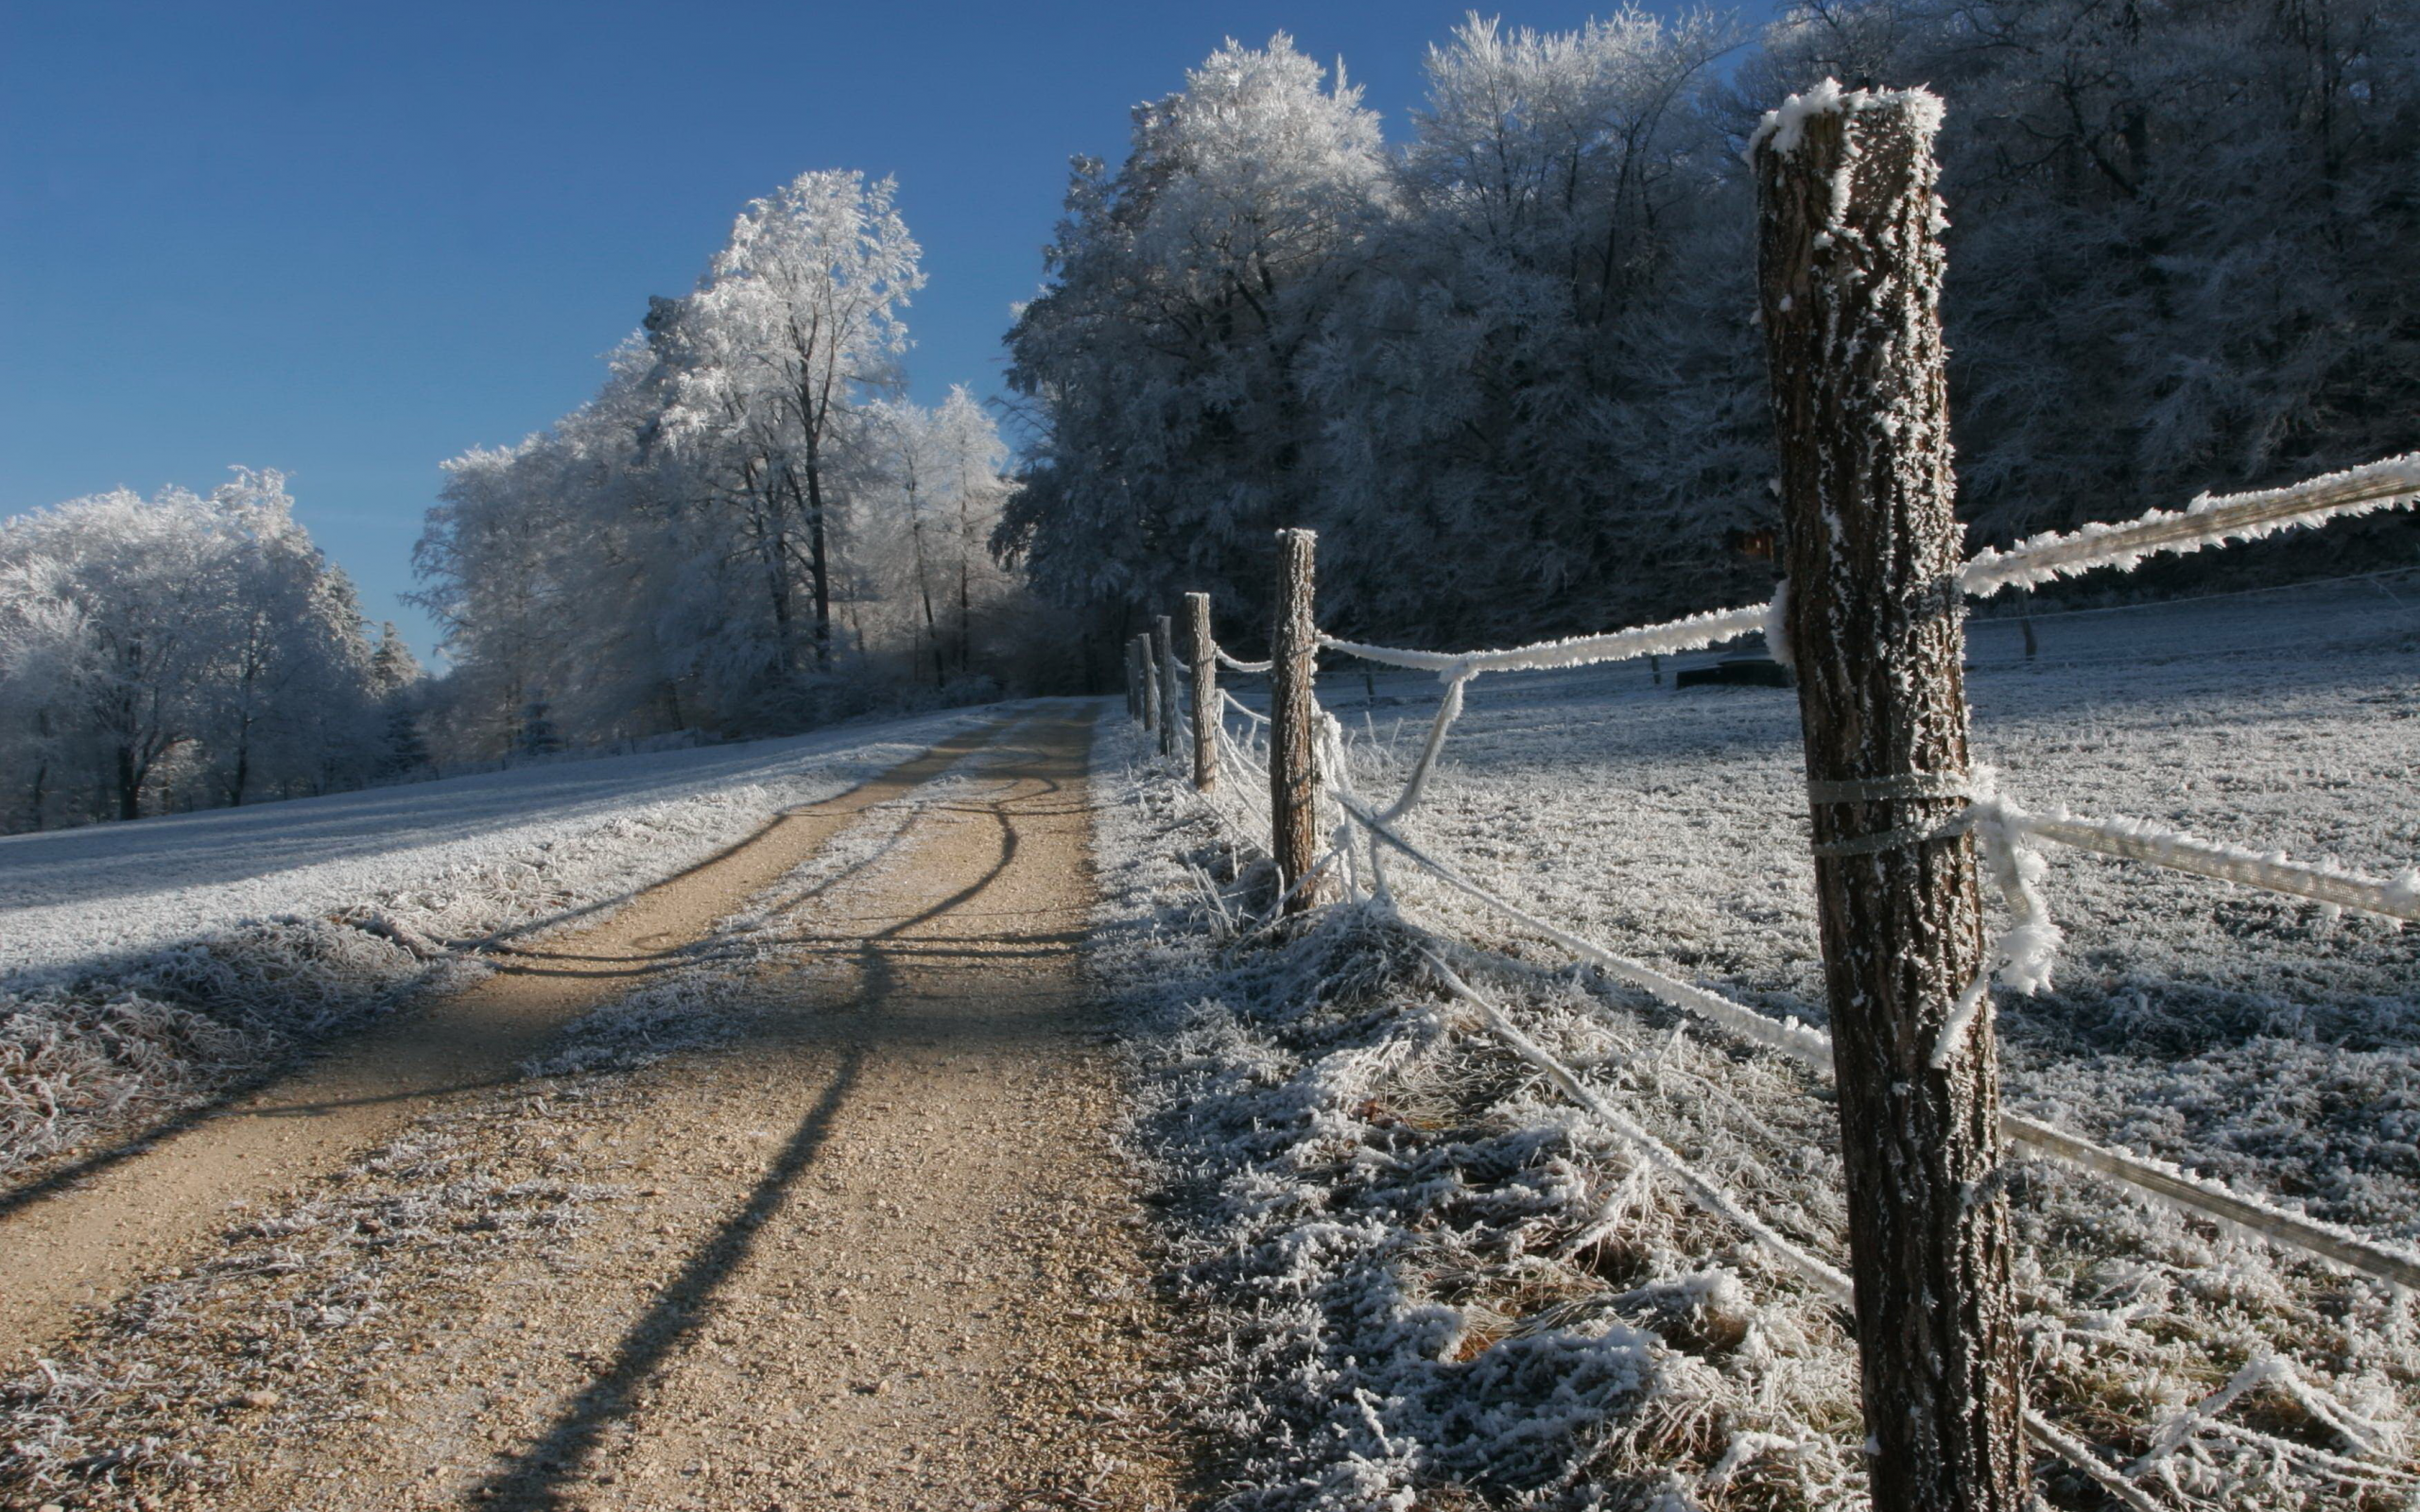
4;4;2418;1510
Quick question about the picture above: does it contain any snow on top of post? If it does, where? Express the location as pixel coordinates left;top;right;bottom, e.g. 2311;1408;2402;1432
1744;77;1945;163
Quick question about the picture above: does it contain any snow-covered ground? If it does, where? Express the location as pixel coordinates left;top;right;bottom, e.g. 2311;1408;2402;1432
0;706;997;1177
0;711;991;986
1091;570;2420;1509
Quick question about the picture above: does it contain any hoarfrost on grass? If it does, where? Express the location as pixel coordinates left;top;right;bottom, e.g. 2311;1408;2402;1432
1100;575;2420;1507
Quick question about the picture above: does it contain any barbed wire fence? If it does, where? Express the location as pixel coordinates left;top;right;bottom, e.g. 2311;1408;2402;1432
1115;82;2420;1511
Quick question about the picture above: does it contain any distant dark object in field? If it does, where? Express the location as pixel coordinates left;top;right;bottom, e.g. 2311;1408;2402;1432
1675;657;1793;690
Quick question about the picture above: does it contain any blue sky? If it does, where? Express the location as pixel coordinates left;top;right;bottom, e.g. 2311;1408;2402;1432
2;1;1772;661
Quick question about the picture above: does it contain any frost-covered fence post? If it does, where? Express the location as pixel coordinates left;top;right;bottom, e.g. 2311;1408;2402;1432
1269;529;1327;913
1153;614;1180;759
1138;633;1160;737
1123;636;1140;720
1186;592;1217;792
1754;83;2026;1511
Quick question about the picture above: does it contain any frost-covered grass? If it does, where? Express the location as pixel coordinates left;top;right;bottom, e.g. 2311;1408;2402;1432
1092;574;2420;1510
0;707;995;1184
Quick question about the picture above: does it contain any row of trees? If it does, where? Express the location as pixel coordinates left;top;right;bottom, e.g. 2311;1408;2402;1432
414;170;1046;758
0;471;423;832
1000;0;2420;652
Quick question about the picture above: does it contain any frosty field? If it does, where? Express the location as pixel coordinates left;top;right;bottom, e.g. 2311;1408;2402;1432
0;707;993;1177
0;710;992;986
1092;570;2420;1508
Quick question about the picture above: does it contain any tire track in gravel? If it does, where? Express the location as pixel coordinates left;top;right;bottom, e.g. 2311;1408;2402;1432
7;703;1194;1512
0;718;1015;1376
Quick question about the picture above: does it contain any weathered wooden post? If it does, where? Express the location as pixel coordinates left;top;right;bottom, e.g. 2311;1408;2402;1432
1186;593;1218;792
1138;633;1159;737
1753;83;2025;1511
1153;614;1180;759
1123;636;1139;720
1269;530;1326;913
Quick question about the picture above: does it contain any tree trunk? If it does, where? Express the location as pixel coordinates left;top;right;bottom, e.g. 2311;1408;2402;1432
804;450;834;670
115;744;142;821
913;521;944;685
958;498;975;676
1269;529;1326;914
1754;84;2026;1512
1186;592;1217;792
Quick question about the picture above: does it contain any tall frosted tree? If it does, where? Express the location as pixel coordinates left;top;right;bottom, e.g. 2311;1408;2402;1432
1744;0;2420;557
1313;10;1760;642
999;35;1391;639
418;167;1047;750
662;170;924;680
1001;23;1766;649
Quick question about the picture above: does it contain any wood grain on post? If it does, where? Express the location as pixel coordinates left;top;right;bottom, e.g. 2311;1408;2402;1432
1153;615;1179;759
1268;530;1326;913
1186;593;1217;792
1754;85;2026;1511
1138;634;1158;736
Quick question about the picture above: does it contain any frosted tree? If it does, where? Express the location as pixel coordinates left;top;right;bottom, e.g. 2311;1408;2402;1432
414;438;578;757
199;470;382;805
0;472;382;828
999;35;1389;637
663;170;924;680
1746;0;2420;556
418;166;1046;748
367;623;431;779
1311;10;1758;642
929;387;1016;677
862;388;1019;685
1001;21;1763;647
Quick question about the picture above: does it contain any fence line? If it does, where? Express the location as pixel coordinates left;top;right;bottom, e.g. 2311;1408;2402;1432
1129;463;2420;1503
1314;765;2420;1296
1121;82;2420;1505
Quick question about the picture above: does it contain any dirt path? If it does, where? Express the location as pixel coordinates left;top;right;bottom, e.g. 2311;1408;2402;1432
0;720;1010;1376
2;705;1193;1512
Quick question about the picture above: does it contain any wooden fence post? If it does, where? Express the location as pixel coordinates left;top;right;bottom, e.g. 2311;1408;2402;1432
1154;614;1179;759
1269;529;1326;913
1124;636;1139;720
1754;85;2025;1511
1138;634;1159;737
1186;593;1217;792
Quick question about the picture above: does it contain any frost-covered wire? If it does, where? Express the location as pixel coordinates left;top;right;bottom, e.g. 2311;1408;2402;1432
1220;689;1270;727
2023;1408;2167;1512
1931;795;2063;1071
1215;647;1272;674
1333;790;1839;1071
1374;670;1471;827
1419;949;1855;1304
1962;451;2420;598
1319;600;1775;678
1314;453;2419;686
2000;1113;2420;1292
2003;805;2420;922
1331;783;2420;1292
